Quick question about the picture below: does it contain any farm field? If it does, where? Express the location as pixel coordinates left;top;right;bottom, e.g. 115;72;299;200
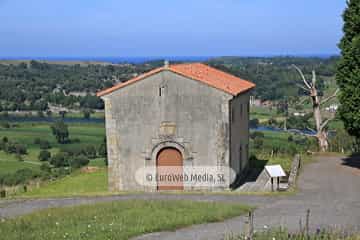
0;122;105;174
0;200;251;240
19;168;108;198
0;119;311;198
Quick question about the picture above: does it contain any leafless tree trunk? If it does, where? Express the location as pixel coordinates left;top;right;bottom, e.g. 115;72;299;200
293;65;339;152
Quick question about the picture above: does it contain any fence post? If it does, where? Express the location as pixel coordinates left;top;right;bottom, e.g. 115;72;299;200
247;211;254;240
305;209;310;237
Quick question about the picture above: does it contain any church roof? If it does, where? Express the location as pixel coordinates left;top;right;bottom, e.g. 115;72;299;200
97;63;255;97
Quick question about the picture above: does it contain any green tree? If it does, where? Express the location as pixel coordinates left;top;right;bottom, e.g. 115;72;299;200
336;0;360;140
69;155;89;169
82;109;92;119
38;150;51;161
50;152;69;167
50;121;69;144
82;145;97;159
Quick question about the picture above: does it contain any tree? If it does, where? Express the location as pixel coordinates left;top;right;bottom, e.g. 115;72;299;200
83;109;92;119
38;150;51;161
69;155;89;169
50;121;69;144
50;152;69;167
336;0;360;141
82;145;97;159
59;111;67;119
293;65;339;152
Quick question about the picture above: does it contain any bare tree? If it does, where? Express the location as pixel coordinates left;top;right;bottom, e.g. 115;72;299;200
293;65;339;152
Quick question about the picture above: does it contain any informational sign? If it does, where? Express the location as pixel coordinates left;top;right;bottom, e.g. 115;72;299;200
265;165;286;178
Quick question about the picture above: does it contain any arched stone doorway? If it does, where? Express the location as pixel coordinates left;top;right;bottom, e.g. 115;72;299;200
156;147;184;191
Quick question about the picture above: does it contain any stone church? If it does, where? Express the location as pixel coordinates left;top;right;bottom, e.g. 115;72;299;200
97;62;255;191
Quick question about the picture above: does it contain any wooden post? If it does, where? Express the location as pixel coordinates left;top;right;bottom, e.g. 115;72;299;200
271;178;274;192
277;177;280;191
247;211;254;240
305;209;310;237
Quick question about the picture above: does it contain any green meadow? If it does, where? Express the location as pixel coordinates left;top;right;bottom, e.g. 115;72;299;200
0;119;309;198
0;200;252;240
0;122;105;174
20;168;108;198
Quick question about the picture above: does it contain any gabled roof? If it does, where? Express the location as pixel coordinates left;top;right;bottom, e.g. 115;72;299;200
96;63;255;97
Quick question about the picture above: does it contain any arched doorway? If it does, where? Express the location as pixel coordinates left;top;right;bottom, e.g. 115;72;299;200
156;147;184;190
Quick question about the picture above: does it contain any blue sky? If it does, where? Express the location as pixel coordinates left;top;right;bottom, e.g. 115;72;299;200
0;0;346;57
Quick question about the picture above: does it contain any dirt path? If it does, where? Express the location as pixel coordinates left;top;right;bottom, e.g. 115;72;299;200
0;155;359;239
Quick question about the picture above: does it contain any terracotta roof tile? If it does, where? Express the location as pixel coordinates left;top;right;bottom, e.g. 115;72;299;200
97;63;255;97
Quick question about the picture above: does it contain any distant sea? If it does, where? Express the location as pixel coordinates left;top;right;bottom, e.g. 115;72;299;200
0;54;338;64
0;56;215;64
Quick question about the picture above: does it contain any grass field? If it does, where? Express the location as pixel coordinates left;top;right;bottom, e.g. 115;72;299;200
0;122;105;174
19;168;108;198
0;200;251;240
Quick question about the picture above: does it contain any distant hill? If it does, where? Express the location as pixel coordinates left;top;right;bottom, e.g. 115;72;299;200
0;57;338;112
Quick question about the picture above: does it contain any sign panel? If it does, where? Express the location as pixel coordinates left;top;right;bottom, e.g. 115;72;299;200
265;165;286;178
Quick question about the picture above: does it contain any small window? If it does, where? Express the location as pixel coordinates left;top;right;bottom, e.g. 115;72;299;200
240;104;243;117
159;86;165;97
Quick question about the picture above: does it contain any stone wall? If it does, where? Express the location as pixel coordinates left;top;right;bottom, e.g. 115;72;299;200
102;70;239;191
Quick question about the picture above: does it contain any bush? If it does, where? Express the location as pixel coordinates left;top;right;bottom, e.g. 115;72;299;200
249;118;259;128
50;121;69;144
4;142;27;155
250;131;265;140
69;155;89;169
51;167;70;178
50;152;69;167
60;145;83;156
82;145;97;159
40;162;52;173
38;150;51;161
0;122;10;128
253;137;264;149
0;168;40;186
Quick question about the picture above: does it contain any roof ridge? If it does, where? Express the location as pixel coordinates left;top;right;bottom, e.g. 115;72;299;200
97;63;255;97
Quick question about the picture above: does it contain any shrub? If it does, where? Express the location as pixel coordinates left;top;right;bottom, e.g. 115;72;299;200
50;121;69;144
250;131;265;140
50;152;69;167
0;168;40;186
40;162;52;173
253;137;264;149
82;145;97;159
60;145;83;156
249;118;259;128
4;142;27;155
38;150;51;161
69;155;89;169
0;122;10;128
